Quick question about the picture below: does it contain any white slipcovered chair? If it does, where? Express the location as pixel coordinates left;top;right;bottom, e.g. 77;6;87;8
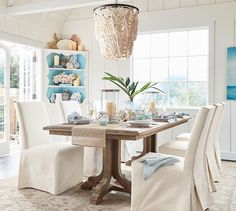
170;102;225;170
16;101;84;195
159;103;224;191
56;100;102;176
131;105;215;211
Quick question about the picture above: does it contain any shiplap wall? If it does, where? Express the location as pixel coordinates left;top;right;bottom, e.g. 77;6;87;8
63;0;236;160
0;0;63;45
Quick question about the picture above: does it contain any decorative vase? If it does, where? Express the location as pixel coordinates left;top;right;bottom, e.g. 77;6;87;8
62;90;71;101
145;91;159;116
101;89;119;123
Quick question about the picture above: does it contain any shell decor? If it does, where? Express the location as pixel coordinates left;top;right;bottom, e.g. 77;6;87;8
53;72;76;84
66;55;80;69
70;92;83;102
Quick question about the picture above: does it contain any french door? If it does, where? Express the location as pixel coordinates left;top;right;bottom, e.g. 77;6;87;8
0;46;10;156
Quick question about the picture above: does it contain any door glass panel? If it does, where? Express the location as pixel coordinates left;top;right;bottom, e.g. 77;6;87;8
0;49;6;142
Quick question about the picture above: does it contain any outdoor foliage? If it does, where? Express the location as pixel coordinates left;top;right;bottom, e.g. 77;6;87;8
10;55;19;88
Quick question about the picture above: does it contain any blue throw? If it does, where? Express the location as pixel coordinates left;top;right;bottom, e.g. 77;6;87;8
139;153;180;180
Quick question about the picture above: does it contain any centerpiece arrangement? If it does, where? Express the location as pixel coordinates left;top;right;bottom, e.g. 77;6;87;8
102;72;166;121
102;72;165;104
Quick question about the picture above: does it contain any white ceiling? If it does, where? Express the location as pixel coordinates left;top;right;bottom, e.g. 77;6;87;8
2;0;236;22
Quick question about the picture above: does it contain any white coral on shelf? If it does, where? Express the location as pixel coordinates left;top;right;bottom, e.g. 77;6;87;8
70;92;83;102
53;72;76;84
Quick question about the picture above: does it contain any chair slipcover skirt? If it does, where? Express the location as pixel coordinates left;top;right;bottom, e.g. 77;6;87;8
18;143;84;195
131;155;202;211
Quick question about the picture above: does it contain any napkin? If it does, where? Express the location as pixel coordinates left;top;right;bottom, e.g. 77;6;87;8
139;153;180;180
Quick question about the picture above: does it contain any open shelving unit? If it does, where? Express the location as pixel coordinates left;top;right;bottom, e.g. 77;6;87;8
44;49;89;103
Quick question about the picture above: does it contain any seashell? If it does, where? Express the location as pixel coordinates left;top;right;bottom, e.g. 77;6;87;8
57;39;76;50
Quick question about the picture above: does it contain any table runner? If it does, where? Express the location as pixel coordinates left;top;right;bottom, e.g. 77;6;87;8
72;124;122;147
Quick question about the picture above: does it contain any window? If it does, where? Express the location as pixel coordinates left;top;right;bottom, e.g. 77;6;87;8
132;28;209;107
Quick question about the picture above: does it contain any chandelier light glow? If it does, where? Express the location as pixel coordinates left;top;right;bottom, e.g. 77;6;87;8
93;2;139;59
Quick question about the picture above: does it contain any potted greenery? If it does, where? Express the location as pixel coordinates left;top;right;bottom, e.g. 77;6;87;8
102;72;166;106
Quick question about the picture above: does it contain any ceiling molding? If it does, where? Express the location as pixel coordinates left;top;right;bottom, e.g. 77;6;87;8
6;0;129;16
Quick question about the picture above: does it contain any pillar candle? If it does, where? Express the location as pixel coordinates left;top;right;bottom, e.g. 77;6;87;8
106;101;116;121
54;55;60;66
149;101;156;114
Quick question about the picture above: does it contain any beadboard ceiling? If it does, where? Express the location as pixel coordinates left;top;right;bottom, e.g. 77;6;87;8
1;0;235;22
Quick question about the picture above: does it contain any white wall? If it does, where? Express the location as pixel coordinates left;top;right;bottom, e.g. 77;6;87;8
0;0;63;46
62;1;236;159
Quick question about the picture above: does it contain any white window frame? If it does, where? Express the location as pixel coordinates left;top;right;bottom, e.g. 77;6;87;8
131;26;212;108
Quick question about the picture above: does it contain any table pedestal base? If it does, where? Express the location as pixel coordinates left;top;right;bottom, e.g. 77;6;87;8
81;139;131;205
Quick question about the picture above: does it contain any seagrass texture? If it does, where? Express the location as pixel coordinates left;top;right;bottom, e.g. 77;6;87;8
94;5;138;59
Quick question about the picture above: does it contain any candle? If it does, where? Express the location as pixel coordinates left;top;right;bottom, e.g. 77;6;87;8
149;101;156;114
54;55;60;66
72;41;77;51
106;101;116;121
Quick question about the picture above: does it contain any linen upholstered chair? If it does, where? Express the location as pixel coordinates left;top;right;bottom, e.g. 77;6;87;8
57;100;101;176
167;102;225;171
131;105;215;211
16;101;84;195
159;103;224;191
57;100;82;122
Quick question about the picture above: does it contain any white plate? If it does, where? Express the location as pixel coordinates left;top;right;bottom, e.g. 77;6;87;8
72;119;90;124
128;120;153;127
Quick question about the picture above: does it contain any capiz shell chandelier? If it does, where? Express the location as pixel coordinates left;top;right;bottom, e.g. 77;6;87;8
93;2;139;59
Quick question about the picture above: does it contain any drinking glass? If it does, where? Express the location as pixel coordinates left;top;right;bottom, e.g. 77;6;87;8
87;102;95;123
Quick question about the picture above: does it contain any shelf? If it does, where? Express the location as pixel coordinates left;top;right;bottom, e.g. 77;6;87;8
48;85;84;88
48;68;85;71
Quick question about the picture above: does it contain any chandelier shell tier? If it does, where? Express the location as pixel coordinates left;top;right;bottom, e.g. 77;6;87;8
93;3;139;60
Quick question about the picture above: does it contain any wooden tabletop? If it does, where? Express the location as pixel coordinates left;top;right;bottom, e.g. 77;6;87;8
43;117;190;140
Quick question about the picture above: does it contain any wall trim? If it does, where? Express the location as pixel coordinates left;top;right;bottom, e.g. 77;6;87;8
221;151;236;161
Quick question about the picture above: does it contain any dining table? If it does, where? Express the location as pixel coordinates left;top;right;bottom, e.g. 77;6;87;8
43;117;190;205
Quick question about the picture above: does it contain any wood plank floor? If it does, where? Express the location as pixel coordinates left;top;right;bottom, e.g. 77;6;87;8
0;153;20;179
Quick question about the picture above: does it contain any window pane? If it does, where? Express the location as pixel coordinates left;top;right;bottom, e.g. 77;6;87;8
188;29;208;56
169;82;188;106
169;57;187;81
0;105;5;123
188;56;208;81
0;53;4;86
189;82;208;106
133;34;150;58
133;59;150;82
151;58;168;82
151;33;168;57
156;82;169;106
169;31;187;56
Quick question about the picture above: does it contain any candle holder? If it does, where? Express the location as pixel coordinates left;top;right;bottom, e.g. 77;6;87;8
101;89;119;123
145;91;159;116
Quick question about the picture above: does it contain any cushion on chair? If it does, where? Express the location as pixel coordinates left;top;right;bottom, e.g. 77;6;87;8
18;143;84;195
159;141;188;157
175;133;190;142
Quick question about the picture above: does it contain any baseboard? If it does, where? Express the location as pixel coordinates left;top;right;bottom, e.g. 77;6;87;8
221;151;236;161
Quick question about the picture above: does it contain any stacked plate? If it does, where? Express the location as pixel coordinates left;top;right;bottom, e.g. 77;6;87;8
128;120;153;127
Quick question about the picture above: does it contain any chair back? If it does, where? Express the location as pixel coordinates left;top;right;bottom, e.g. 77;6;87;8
206;103;224;153
44;101;64;124
184;105;215;171
15;101;51;150
184;105;215;210
57;101;82;122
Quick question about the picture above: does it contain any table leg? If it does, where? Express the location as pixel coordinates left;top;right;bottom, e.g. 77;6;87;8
81;169;104;190
112;140;131;193
90;139;113;205
126;134;156;166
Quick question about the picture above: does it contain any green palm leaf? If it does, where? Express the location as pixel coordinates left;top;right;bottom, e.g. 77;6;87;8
102;72;166;102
